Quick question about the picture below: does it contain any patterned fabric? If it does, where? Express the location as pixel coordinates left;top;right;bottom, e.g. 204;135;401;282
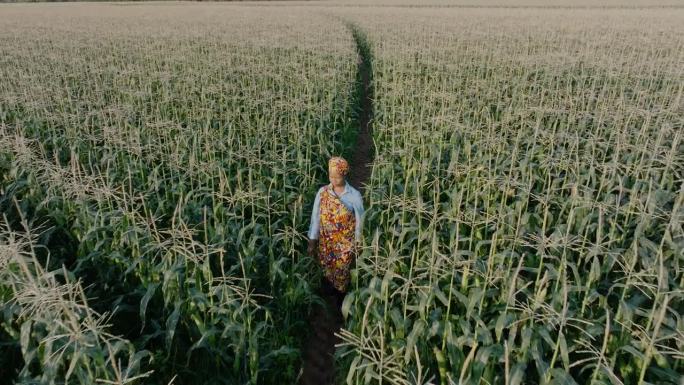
308;180;365;242
328;156;349;176
317;184;356;292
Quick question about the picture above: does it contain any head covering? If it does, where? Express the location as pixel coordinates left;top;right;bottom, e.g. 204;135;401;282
328;156;349;177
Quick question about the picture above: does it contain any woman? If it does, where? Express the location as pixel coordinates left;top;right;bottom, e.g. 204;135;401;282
307;156;365;309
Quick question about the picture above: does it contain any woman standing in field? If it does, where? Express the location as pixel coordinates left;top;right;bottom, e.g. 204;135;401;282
307;156;365;309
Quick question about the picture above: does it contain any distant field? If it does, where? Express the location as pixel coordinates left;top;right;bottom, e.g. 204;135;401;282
1;2;682;385
2;0;684;5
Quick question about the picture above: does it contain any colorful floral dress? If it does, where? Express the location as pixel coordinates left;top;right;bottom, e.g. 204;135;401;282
317;184;356;292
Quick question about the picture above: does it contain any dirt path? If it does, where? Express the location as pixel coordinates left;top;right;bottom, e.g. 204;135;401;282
298;25;374;385
348;26;375;195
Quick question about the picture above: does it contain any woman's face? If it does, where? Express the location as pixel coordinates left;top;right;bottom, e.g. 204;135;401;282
329;168;345;188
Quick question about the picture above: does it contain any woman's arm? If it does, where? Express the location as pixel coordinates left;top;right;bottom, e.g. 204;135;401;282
307;188;322;240
353;191;365;243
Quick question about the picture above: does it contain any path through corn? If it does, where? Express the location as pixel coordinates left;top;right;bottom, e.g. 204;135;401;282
298;24;374;385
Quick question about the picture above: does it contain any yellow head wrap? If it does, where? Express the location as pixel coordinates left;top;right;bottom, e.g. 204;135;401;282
328;156;349;177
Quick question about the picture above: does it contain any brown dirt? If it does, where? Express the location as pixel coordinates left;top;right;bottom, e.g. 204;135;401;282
298;278;345;385
348;47;374;196
298;28;374;385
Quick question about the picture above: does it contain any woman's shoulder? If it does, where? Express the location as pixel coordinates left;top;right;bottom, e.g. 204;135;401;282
347;184;363;198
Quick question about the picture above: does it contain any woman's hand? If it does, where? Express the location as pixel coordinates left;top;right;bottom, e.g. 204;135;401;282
307;238;318;257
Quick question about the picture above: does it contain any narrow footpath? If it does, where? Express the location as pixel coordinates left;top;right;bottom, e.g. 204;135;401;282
298;24;374;385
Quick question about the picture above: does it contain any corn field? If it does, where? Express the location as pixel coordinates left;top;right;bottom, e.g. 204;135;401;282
1;2;683;385
336;6;684;385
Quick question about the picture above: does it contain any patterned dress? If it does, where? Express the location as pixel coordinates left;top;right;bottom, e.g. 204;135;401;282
317;184;356;292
